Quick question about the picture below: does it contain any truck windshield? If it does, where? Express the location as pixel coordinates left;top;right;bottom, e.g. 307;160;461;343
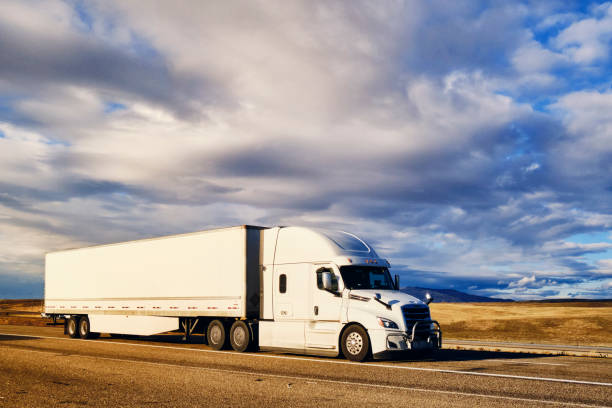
339;266;394;290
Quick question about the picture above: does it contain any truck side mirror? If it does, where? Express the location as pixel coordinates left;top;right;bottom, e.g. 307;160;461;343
321;271;338;293
394;274;400;290
425;292;433;305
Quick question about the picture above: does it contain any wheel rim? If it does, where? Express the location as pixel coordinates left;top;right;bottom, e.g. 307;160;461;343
210;325;222;344
346;332;363;355
69;320;76;334
79;320;87;336
233;326;246;347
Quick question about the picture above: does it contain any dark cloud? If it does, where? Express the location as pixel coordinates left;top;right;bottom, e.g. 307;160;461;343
0;273;43;299
398;2;528;76
396;268;507;294
66;179;131;196
0;14;228;121
529;289;561;297
210;144;322;178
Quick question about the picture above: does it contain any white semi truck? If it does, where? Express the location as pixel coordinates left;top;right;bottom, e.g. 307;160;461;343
44;225;441;361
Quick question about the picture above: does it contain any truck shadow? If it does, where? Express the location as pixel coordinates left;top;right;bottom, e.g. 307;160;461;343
377;348;558;362
107;333;208;344
102;334;557;362
0;334;44;342
0;333;561;363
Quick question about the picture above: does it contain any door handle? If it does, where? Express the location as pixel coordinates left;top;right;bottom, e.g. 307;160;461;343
314;306;319;316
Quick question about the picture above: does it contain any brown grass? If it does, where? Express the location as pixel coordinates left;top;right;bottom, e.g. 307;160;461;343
0;299;43;312
0;299;52;327
430;301;612;346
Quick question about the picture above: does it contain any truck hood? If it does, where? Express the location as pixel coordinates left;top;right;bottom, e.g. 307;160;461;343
349;289;424;309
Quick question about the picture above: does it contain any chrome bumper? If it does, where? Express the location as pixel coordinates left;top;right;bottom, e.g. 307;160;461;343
386;320;442;351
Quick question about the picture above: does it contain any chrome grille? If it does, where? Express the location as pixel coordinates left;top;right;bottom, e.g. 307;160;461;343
402;305;431;338
402;305;430;320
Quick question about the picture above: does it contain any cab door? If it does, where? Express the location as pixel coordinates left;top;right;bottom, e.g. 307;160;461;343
270;263;309;351
305;265;344;351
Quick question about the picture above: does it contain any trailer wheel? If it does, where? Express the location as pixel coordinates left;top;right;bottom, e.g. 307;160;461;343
78;315;93;339
67;316;80;338
229;320;251;352
207;320;227;350
341;325;370;362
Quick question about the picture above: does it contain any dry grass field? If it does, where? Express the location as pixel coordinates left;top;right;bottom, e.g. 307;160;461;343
0;299;43;312
430;301;612;346
0;299;48;327
1;299;610;346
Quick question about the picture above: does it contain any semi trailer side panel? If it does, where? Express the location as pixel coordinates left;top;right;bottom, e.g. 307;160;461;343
45;226;262;318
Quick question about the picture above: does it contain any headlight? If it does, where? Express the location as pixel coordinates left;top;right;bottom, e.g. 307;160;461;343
377;317;398;329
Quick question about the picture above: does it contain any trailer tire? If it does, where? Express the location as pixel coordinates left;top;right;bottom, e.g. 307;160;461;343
67;316;80;338
341;324;370;362
78;315;95;339
229;320;251;352
207;320;227;350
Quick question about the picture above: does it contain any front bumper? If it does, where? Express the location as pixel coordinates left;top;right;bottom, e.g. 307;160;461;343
370;320;442;359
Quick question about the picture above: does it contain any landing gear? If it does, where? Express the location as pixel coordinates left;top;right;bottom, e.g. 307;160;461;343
181;318;199;343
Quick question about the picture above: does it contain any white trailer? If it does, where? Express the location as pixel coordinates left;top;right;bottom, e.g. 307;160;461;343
44;225;441;361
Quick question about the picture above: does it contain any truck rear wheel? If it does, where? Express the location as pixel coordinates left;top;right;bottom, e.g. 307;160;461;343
67;316;80;338
207;320;227;350
341;325;370;362
229;320;251;352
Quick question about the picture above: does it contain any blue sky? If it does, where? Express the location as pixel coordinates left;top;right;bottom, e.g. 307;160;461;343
0;0;611;299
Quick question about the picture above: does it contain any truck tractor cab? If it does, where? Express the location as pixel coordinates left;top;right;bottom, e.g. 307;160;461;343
259;227;442;361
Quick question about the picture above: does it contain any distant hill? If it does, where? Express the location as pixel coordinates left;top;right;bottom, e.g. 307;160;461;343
400;287;512;303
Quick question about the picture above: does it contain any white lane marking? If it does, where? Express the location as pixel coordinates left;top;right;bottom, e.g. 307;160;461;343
2;346;607;408
484;359;568;366
1;331;610;387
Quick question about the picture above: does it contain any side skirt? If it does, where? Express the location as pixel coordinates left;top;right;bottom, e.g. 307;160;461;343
259;346;339;358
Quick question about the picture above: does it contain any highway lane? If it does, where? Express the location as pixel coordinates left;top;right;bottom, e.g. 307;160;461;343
0;325;610;407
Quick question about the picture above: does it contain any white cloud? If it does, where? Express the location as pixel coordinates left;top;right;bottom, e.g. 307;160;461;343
508;274;536;288
550;90;612;191
536;12;579;31
523;162;540;173
512;40;567;73
596;260;612;275
553;2;612;64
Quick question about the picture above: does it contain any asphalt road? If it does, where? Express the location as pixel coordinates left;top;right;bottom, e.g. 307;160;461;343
0;325;610;407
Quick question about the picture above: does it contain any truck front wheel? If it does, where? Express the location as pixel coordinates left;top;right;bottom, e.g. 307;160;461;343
229;320;251;352
207;320;228;350
67;316;80;338
341;325;370;362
